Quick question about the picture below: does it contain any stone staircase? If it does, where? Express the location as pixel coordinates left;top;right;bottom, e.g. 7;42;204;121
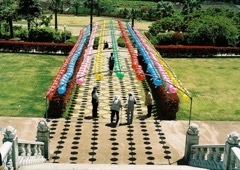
47;48;172;164
20;163;206;170
39;47;194;167
18;30;208;169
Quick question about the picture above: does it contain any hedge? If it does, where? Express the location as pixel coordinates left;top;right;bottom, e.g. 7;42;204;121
155;46;240;58
0;41;74;54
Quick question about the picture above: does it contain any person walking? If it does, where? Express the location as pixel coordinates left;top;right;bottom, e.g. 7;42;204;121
91;86;99;118
145;88;153;117
110;95;122;126
109;52;114;75
125;92;136;124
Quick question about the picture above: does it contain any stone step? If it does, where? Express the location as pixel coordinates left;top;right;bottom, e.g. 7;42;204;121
19;163;207;170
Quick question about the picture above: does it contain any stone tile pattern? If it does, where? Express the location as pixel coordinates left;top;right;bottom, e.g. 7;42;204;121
49;27;173;165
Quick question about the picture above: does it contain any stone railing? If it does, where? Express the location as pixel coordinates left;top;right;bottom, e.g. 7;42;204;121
229;147;240;169
185;124;240;170
189;144;225;169
0;120;49;170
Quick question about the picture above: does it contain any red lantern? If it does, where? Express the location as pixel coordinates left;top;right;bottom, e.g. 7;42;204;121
47;92;54;100
137;73;145;81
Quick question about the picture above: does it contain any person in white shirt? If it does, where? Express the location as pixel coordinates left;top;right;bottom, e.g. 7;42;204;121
125;92;136;124
145;88;153;117
110;95;122;126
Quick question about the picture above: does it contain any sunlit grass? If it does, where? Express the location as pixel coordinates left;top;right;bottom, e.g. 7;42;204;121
166;58;240;121
0;53;65;117
1;52;239;121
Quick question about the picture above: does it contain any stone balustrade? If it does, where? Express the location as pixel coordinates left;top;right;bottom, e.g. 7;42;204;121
229;147;240;169
0;120;49;169
18;140;46;166
189;144;225;169
185;124;240;170
0;141;13;170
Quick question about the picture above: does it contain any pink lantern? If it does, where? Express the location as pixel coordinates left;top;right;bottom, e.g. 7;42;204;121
170;87;178;93
76;78;84;85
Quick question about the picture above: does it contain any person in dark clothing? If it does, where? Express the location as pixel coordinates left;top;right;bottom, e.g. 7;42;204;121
109;52;114;75
104;41;109;50
91;86;99;118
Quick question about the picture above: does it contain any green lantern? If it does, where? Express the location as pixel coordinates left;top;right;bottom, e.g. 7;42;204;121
116;71;124;79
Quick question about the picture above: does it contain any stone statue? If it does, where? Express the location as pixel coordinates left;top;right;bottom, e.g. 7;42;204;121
37;120;49;132
227;131;240;145
3;126;16;141
188;123;199;135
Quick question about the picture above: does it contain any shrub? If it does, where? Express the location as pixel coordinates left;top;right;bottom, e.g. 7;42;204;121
65;36;78;44
156;31;174;45
28;28;65;43
54;31;62;43
117;36;126;47
187;16;238;46
171;32;184;45
61;30;72;43
14;28;28;41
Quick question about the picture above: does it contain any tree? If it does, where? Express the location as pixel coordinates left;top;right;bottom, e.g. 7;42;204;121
119;8;129;19
40;14;53;27
156;1;174;19
0;0;18;38
148;16;184;36
182;0;201;15
186;16;238;46
83;0;99;11
130;8;137;27
73;0;80;15
17;0;42;30
145;7;156;21
49;0;63;30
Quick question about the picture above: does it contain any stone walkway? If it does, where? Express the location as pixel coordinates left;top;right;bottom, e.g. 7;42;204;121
48;45;177;165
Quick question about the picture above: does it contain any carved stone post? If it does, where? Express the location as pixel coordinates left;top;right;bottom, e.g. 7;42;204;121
223;131;240;170
184;123;200;163
2;126;18;170
36;120;49;159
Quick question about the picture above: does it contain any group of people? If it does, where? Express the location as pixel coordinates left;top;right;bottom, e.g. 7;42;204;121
91;47;153;125
91;86;153;126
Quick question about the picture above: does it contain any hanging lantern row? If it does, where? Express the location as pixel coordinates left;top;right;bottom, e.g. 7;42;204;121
117;20;145;81
137;30;190;100
45;29;85;100
57;25;91;95
94;21;105;80
110;20;124;79
126;23;163;87
76;22;99;86
133;27;177;94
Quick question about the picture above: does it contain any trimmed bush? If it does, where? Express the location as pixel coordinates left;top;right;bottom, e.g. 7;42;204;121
14;28;28;41
28;27;63;42
117;36;126;47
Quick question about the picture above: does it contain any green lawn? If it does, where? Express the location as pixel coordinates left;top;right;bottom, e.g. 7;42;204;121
0;53;65;117
166;58;240;121
1;53;240;120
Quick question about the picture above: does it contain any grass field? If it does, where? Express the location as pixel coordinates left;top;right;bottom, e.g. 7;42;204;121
53;15;153;34
166;58;240;121
0;53;65;117
1;52;240;120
